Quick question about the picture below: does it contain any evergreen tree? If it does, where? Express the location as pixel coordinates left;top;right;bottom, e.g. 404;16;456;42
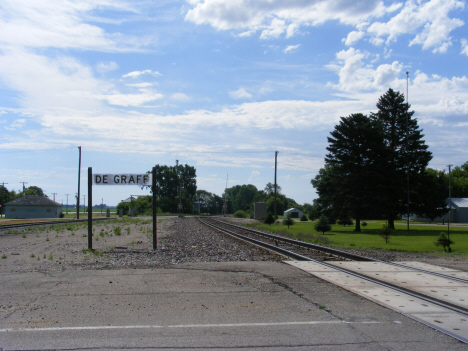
315;113;387;232
315;215;332;235
370;88;432;228
282;214;295;229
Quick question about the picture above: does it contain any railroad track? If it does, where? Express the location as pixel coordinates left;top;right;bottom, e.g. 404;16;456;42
0;217;114;231
199;217;468;343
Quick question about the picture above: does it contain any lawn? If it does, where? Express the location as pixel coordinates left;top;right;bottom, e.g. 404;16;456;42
245;219;468;256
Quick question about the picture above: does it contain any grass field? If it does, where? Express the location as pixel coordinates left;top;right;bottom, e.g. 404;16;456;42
246;220;468;256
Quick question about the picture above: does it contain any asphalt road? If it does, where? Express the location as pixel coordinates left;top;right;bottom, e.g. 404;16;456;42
1;261;467;350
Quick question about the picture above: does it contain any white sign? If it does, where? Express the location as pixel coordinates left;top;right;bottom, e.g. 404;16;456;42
93;174;152;186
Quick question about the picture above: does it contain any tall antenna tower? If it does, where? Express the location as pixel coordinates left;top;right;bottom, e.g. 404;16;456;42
222;174;228;216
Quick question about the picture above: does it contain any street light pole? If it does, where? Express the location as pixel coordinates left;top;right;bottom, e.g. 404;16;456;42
447;164;453;249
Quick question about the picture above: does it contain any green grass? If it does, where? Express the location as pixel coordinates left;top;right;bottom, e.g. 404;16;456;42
247;220;468;255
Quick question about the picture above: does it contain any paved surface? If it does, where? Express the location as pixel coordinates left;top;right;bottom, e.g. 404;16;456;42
1;261;467;350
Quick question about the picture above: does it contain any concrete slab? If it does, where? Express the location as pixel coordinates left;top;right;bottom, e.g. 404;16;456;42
326;261;468;308
398;261;468;280
287;260;468;343
1;261;467;350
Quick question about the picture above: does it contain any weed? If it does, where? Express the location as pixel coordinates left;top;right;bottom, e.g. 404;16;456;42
114;226;122;236
22;233;27;238
46;237;49;242
48;254;53;260
126;227;131;235
30;253;35;258
1;254;7;259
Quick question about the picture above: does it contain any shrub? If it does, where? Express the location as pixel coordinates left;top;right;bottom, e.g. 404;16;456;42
264;212;275;225
233;210;247;218
435;232;454;252
300;214;308;221
378;224;392;244
361;221;367;228
113;226;122;236
315;215;332;235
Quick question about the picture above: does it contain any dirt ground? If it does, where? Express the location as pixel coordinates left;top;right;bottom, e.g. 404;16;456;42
0;218;162;273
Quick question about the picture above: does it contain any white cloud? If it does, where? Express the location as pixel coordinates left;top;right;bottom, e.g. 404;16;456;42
185;0;387;38
0;0;147;52
100;92;164;107
122;70;162;79
284;44;300;53
96;61;118;74
229;88;253;99
460;38;468;56
327;48;402;92
126;82;154;88
171;93;191;101
367;0;465;52
342;31;365;46
248;170;260;182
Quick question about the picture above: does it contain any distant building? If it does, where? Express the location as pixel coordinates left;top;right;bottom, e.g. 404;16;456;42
415;198;468;223
4;196;62;219
283;208;303;218
254;202;267;219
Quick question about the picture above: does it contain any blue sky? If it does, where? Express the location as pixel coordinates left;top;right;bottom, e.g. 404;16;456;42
1;0;467;207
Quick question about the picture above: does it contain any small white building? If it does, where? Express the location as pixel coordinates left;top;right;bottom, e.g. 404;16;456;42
283;208;303;218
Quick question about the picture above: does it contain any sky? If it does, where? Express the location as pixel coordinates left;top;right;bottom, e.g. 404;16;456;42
1;0;468;208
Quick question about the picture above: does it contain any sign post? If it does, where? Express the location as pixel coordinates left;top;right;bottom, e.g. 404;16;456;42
88;167;93;250
90;172;155;250
152;167;157;250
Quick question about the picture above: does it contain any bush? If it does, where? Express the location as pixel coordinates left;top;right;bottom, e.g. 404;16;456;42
435;232;454;252
264;212;275;225
361;221;367;228
300;214;308;221
233;210;247;218
59;212;64;218
378;224;392;244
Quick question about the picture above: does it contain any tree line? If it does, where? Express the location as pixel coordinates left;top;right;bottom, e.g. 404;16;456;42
0;185;46;213
311;88;454;231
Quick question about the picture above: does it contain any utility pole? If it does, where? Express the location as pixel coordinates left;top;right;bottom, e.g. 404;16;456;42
222;175;228;216
51;193;57;201
406;71;410;231
274;151;279;219
77;146;81;219
447;164;453;250
83;195;86;213
0;182;8;187
65;194;70;214
20;182;28;193
176;160;183;216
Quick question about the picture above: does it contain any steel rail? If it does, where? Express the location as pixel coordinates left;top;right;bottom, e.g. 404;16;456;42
200;218;468;315
208;218;373;261
211;218;468;284
0;217;113;231
199;217;312;261
200;217;468;343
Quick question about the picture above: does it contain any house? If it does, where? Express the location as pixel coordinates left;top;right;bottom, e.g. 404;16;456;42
283;208;303;218
4;196;62;219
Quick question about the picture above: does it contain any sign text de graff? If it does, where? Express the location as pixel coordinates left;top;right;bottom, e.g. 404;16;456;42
93;174;152;186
